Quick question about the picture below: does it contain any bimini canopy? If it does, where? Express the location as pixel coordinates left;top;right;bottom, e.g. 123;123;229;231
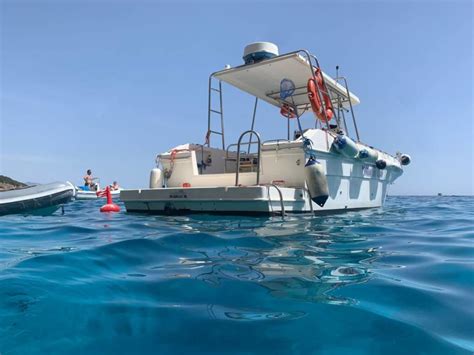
213;52;360;115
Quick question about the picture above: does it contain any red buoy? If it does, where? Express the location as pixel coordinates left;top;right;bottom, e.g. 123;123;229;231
280;103;296;119
97;186;120;213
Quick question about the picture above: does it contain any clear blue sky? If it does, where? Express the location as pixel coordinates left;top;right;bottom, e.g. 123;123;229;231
1;0;472;195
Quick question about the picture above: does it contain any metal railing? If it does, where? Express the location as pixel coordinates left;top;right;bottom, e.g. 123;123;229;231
262;49;360;142
235;130;261;186
268;183;285;217
335;76;360;141
206;48;361;151
224;141;259;173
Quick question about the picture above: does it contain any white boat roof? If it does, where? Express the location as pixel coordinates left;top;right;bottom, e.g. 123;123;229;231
213;52;360;114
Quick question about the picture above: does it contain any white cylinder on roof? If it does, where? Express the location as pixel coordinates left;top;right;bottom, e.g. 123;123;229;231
243;42;279;64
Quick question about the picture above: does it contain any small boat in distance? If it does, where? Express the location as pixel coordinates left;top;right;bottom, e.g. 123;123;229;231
121;42;411;215
75;184;121;200
0;181;75;216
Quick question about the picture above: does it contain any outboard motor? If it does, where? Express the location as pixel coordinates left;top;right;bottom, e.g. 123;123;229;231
149;168;163;188
332;134;359;158
305;157;329;207
243;42;279;64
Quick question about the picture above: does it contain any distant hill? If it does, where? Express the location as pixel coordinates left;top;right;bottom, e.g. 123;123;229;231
0;175;27;191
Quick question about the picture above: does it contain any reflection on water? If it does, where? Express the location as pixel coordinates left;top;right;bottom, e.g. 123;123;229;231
165;214;378;307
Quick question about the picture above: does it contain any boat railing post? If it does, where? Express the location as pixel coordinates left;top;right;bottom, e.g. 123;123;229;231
219;80;225;150
269;183;285;217
300;50;331;149
335;76;360;141
340;101;349;135
207;75;212;147
235;130;261;186
247;98;259;153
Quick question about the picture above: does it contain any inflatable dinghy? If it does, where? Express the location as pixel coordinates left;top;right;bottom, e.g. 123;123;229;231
0;182;75;216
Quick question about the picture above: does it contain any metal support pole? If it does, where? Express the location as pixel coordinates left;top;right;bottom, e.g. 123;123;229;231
207;76;212;147
300;51;332;138
219;81;225;149
341;104;349;134
287;117;290;140
247;97;258;153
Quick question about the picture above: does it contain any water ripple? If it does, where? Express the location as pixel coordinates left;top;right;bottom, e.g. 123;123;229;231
0;196;472;354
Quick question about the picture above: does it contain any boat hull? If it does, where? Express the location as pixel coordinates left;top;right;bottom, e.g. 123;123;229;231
122;130;404;216
0;182;75;216
121;180;390;216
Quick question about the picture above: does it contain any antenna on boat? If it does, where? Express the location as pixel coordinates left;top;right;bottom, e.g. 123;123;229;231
335;65;343;132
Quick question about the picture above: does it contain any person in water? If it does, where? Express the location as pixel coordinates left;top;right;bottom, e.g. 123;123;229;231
83;169;97;190
110;181;120;191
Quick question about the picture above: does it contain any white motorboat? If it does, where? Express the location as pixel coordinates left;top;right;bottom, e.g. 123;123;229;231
121;43;410;215
75;185;121;200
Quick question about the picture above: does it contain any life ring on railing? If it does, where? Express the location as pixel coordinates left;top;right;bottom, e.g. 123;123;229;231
307;69;333;122
280;103;296;119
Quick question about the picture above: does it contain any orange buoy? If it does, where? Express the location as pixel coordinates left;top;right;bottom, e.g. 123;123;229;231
97;186;120;213
280;103;296;119
307;69;333;122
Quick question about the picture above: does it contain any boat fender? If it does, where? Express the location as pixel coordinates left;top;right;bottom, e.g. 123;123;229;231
358;149;369;159
375;159;387;170
357;146;379;163
305;157;329;207
400;154;411;166
332;134;359;158
149;168;163;188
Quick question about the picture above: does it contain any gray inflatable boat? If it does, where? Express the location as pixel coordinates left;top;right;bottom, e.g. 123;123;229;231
0;182;75;216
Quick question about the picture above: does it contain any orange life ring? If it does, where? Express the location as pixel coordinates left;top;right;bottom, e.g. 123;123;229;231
307;69;333;122
280;103;296;119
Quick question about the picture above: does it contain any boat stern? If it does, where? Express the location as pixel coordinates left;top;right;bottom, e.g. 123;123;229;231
121;186;308;215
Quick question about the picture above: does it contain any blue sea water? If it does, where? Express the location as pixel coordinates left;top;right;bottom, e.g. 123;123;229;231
0;196;472;354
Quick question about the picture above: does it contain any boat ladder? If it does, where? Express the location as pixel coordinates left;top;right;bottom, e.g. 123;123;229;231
268;183;286;218
206;77;225;149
